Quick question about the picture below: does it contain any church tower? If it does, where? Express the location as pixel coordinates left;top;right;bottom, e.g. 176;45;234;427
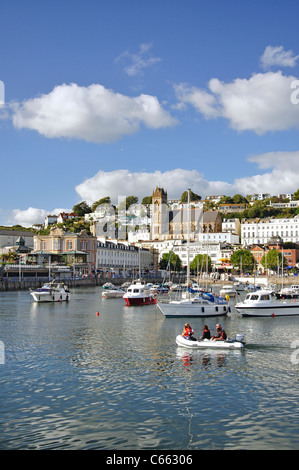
151;187;168;240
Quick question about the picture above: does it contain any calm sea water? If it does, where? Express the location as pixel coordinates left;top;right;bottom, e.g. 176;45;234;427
1;285;299;450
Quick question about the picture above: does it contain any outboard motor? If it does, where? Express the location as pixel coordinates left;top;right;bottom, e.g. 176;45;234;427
235;333;245;343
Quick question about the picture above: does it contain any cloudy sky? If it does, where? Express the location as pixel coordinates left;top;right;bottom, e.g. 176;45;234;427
1;0;299;226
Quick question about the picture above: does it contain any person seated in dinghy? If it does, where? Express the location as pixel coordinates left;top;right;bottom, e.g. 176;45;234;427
200;324;211;340
211;324;227;341
182;323;197;341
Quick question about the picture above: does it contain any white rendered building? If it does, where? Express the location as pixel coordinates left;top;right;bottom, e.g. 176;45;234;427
241;216;299;246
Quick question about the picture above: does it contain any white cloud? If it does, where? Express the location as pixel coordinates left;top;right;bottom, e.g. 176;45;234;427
7;154;299;227
173;83;219;118
11;83;177;143
174;71;299;134
234;150;299;195
115;43;162;77
76;157;299;207
75;168;233;205
9;207;48;227
8;207;70;227
260;45;299;69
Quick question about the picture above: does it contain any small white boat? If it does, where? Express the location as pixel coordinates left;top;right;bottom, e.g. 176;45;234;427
233;282;247;292
102;282;115;290
123;280;157;306
169;284;184;292
176;334;245;349
30;281;70;302
276;284;299;299
102;288;125;298
219;285;237;298
235;289;299;317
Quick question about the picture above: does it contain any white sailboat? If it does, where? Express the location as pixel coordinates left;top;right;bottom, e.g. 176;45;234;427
157;189;229;318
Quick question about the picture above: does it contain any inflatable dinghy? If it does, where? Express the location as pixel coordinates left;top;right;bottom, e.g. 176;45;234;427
176;334;245;349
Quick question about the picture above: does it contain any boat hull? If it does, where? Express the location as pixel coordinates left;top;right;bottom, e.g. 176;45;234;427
235;289;299;317
30;291;70;302
157;301;229;317
102;290;124;298
176;335;244;349
124;296;157;306
236;303;299;317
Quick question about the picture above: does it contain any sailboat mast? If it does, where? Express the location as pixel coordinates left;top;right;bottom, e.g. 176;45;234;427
187;188;190;287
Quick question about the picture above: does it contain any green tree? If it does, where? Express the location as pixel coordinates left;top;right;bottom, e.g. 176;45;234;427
118;196;138;211
0;251;19;263
230;249;255;273
243;200;268;218
260;249;288;272
141;196;152;205
72;201;91;216
91;197;111;212
219;196;233;204
190;254;211;272
159;251;182;271
232;194;248;204
293;189;299;200
180;191;201;203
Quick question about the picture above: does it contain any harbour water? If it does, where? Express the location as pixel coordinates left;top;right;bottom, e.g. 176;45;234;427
1;286;299;450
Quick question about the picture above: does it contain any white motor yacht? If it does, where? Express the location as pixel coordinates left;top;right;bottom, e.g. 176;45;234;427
102;288;125;298
30;280;70;302
235;289;299;317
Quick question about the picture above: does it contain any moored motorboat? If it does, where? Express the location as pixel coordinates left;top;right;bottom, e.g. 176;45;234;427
123;280;157;306
235;289;299;317
30;280;70;302
233;281;247;292
176;333;245;349
219;284;237;298
102;282;115;290
102;288;125;298
276;284;299;299
150;285;169;294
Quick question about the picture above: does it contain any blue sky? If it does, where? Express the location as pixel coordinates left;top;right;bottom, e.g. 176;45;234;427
1;0;299;226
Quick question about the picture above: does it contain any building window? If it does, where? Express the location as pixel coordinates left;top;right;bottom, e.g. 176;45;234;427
67;240;73;250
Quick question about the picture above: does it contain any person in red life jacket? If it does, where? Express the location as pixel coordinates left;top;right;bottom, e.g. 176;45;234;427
182;323;196;340
211;323;227;341
200;324;211;340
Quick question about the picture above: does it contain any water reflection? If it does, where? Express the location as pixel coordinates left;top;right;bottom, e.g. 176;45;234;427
1;287;299;449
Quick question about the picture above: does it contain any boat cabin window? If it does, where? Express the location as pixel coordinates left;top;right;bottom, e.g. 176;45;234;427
250;295;259;300
260;294;270;300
